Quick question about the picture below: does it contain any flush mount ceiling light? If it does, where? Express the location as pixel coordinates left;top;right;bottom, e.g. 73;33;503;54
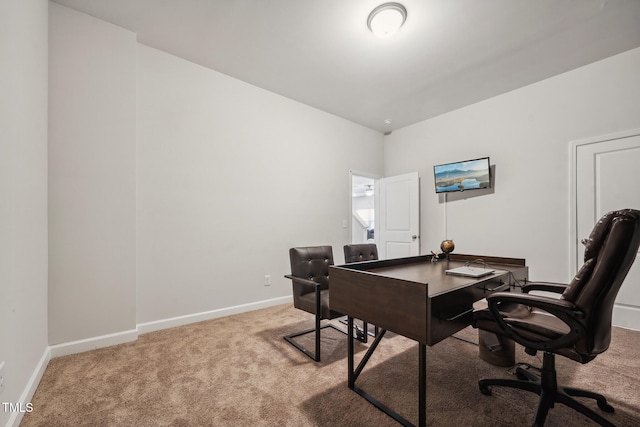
367;3;407;38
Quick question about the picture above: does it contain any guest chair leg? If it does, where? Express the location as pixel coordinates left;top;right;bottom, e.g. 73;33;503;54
315;305;321;360
339;317;372;342
284;286;347;362
284;323;345;362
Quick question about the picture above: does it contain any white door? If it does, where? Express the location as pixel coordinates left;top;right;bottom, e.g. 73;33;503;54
377;172;420;259
573;130;640;329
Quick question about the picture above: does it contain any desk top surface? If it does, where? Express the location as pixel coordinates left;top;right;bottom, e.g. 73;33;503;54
339;254;524;298
330;253;527;345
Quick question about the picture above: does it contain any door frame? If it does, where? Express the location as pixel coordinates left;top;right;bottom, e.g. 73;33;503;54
569;128;640;276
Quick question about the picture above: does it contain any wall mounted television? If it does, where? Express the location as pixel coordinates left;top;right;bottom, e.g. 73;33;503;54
434;157;491;193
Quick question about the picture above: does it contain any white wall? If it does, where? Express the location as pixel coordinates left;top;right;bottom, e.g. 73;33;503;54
0;0;49;426
136;45;384;325
384;47;640;282
48;4;137;345
46;3;383;344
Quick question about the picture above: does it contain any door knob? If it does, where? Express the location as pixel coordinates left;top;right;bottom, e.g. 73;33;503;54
412;235;418;241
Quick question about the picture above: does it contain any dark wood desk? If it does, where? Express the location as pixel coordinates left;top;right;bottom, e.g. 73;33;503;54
330;254;528;427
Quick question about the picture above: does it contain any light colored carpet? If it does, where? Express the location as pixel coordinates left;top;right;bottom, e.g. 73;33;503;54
21;304;640;426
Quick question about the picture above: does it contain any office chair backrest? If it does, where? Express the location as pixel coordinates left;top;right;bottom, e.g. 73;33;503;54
343;243;379;263
560;209;640;356
289;246;333;297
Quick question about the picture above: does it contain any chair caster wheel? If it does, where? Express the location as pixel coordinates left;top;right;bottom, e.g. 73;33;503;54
598;401;615;413
479;384;492;396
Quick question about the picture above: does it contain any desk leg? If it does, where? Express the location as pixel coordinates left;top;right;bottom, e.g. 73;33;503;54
348;322;419;426
348;316;354;388
419;343;426;427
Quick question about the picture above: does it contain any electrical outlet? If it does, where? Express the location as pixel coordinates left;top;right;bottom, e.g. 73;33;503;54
0;361;5;394
264;275;271;286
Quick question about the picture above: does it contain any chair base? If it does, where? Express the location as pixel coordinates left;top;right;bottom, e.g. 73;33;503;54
479;353;616;426
284;323;347;362
339;317;378;342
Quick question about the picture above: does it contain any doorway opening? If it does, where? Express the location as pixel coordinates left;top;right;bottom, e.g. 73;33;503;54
350;172;377;245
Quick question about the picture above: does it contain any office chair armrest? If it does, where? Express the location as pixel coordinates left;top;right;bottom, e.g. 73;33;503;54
486;292;586;352
284;275;321;289
521;281;568;294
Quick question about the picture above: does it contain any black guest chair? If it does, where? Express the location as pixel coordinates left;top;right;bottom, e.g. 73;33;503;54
284;246;346;361
343;243;380;341
343;243;379;263
473;209;640;426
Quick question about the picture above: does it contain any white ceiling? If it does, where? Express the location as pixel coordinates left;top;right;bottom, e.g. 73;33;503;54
52;0;640;133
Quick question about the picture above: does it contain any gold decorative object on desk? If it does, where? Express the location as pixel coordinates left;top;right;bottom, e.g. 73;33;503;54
440;239;455;254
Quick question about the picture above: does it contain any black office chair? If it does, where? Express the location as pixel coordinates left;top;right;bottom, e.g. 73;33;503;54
343;243;379;263
284;246;346;361
473;209;640;426
343;243;380;341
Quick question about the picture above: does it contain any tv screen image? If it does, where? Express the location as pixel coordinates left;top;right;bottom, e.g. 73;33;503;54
434;157;491;193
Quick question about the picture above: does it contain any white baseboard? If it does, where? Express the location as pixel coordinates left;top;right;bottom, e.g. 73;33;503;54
9;296;293;427
49;329;139;359
48;296;292;357
137;295;292;334
5;348;50;427
613;304;640;331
